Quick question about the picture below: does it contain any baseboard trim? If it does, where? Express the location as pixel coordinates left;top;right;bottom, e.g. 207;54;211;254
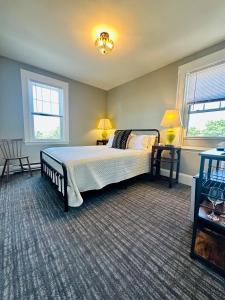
160;168;193;186
0;164;192;185
0;163;40;176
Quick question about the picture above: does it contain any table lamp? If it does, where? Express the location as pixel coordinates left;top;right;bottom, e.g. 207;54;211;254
160;109;182;146
98;118;112;140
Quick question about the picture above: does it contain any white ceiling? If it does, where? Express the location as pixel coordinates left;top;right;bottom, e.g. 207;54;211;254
1;0;225;90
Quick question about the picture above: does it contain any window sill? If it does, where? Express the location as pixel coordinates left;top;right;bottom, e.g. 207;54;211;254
25;140;69;146
181;146;210;152
184;136;225;140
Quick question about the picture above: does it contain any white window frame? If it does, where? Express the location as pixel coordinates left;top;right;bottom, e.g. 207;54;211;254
176;48;225;145
21;69;69;145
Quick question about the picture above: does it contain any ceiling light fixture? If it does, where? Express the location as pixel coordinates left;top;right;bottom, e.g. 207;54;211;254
95;32;114;55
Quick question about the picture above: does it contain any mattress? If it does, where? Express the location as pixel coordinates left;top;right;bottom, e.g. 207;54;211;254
42;145;152;207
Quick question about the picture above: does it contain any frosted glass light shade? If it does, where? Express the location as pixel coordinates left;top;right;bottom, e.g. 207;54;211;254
95;32;114;55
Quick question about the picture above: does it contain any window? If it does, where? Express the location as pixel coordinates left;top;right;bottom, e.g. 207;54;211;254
21;70;69;144
185;63;225;137
177;49;225;142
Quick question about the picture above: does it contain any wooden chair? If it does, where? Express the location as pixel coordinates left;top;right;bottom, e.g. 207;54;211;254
0;139;32;180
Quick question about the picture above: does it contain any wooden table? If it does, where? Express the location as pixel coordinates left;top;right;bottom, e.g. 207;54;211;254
96;139;108;145
150;145;181;188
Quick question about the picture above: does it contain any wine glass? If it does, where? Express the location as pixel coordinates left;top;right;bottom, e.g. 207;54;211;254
207;187;223;222
222;191;225;226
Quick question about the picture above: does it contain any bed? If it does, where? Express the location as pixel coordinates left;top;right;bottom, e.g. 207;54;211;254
40;129;160;211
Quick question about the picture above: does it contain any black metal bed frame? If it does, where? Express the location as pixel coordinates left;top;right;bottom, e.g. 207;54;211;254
40;129;160;212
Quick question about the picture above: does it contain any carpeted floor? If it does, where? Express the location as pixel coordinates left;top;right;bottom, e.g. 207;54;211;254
0;172;224;300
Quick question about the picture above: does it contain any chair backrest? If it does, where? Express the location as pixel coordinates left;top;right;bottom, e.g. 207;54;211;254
0;139;23;159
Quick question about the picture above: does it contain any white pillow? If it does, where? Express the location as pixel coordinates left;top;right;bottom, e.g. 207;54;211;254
127;135;156;150
147;135;156;148
107;134;114;147
126;133;134;148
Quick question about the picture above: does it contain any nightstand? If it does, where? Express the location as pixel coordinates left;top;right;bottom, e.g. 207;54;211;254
150;145;181;188
96;139;108;145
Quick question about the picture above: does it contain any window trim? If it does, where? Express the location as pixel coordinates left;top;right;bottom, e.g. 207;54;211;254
21;69;69;145
176;48;225;144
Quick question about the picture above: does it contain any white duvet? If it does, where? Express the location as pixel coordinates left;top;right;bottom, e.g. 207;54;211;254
42;146;151;207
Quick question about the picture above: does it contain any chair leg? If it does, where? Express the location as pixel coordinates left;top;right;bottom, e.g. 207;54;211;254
26;157;32;177
19;158;24;173
6;160;10;181
1;160;7;179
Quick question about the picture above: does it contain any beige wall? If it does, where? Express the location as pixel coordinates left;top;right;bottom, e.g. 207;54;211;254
107;41;225;176
1;40;225;176
0;56;106;163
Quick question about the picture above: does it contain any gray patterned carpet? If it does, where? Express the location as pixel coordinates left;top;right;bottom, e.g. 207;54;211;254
0;172;225;300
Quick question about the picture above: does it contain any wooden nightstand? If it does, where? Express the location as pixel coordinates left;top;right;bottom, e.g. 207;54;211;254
96;139;108;145
150;145;181;188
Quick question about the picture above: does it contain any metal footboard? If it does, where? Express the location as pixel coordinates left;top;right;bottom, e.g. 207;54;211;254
40;151;68;212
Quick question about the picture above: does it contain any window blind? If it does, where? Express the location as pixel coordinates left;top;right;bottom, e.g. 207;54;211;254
186;62;225;104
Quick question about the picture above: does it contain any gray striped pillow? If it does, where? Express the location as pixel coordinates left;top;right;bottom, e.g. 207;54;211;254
112;130;132;149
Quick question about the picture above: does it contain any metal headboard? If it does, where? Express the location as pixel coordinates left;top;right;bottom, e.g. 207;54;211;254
130;129;160;143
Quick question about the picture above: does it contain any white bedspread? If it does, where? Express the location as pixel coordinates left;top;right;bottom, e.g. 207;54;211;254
42;146;151;207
